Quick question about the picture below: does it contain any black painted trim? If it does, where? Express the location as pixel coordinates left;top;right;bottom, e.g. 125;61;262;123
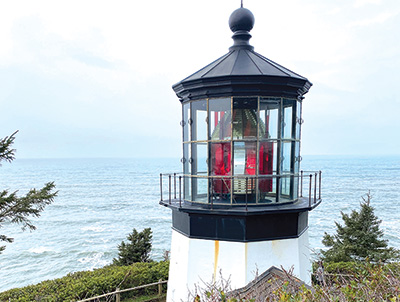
170;207;309;242
173;75;311;102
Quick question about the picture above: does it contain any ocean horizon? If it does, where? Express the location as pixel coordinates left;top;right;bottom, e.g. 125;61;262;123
0;155;399;292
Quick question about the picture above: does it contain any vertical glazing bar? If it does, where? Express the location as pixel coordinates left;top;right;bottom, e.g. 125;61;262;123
314;173;317;204
319;171;322;200
230;97;233;206
179;176;182;207
168;175;171;205
160;173;163;201
230;176;233;205
309;174;312;207
220;177;223;201
300;170;303;197
255;176;258;204
245;177;248;211
256;96;260;204
174;173;176;199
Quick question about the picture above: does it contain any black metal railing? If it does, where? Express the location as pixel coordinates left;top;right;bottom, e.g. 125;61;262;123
160;171;322;209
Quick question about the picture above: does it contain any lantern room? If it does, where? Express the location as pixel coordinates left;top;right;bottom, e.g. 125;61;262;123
180;96;302;205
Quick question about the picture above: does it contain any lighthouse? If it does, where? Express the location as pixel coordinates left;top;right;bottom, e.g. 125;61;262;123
160;5;321;302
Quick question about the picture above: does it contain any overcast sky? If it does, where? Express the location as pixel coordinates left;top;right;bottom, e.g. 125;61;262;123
1;0;399;158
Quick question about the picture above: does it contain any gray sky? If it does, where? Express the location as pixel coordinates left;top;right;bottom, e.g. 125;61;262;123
1;0;399;158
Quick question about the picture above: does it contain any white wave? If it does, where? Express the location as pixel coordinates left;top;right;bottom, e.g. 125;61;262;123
28;247;54;254
80;226;105;232
78;252;109;269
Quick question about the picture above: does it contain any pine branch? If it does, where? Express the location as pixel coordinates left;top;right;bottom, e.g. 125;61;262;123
0;131;18;165
0;132;57;253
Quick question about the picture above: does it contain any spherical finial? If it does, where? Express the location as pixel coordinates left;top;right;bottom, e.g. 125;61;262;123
229;7;255;33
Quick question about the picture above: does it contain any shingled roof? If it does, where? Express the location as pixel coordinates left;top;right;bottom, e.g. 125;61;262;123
229;266;311;300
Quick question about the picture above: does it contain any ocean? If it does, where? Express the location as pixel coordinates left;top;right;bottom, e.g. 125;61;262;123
0;156;399;291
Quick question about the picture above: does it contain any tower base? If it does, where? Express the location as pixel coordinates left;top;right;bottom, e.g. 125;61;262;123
167;229;311;302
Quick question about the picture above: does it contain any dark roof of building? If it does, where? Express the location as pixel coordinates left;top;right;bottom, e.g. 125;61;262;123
229;266;311;300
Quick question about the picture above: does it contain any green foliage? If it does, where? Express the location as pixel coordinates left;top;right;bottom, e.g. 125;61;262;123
321;192;399;263
196;262;400;302
0;261;169;302
113;228;153;266
0;131;57;253
0;131;17;164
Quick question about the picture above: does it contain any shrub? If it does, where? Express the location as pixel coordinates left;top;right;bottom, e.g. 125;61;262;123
113;228;153;266
322;192;399;263
0;261;169;302
193;262;400;301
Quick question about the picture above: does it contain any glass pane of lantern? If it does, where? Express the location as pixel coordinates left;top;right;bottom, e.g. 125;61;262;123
233;142;245;175
281;141;292;174
190;143;208;203
295;101;302;140
260;98;280;139
259;141;277;176
191;100;207;141
258;176;276;204
210;142;231;176
258;141;277;201
280;176;291;200
192;143;208;176
232;142;257;203
232;98;258;139
283;99;294;139
293;175;299;200
183;143;190;175
210;142;231;201
296;100;302;118
233;142;256;175
184;175;192;201
192;177;208;203
183;143;191;201
183;102;190;142
209;98;231;141
294;141;300;174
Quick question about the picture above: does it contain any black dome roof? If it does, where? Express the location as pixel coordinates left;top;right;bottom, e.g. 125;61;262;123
172;7;312;102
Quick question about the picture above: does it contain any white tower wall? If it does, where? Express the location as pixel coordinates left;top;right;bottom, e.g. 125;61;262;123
167;229;311;302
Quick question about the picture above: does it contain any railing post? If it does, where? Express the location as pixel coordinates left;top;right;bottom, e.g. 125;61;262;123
158;279;162;296
160;174;163;201
174;173;177;199
309;174;312;207
245;177;248;211
319;171;322;200
168;175;171;204
208;178;214;208
314;173;317;204
300;170;303;197
116;288;120;302
179;176;182;207
211;177;214;210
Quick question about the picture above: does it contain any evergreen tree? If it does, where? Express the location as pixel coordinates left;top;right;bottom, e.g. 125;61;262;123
322;192;399;263
0;131;57;253
113;228;152;266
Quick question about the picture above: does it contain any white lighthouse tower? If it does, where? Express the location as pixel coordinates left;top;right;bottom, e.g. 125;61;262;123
160;5;322;302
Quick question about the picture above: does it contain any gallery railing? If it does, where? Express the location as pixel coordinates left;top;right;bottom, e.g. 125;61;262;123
160;171;322;209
